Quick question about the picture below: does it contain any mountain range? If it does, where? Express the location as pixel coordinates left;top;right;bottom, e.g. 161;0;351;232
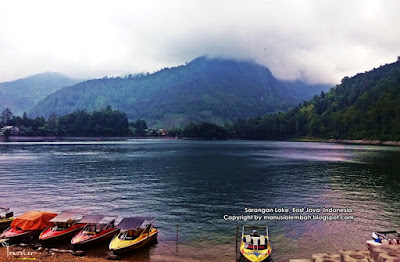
0;72;81;116
2;56;399;140
27;57;329;128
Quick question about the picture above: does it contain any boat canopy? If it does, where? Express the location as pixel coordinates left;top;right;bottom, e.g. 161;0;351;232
50;211;84;223
11;211;57;230
79;215;116;224
242;225;269;237
116;217;155;230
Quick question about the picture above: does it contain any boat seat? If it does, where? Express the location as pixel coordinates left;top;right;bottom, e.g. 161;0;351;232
251;237;260;245
245;235;251;243
381;239;390;244
259;235;265;245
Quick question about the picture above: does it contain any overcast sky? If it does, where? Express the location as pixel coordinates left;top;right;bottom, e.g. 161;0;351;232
1;0;399;84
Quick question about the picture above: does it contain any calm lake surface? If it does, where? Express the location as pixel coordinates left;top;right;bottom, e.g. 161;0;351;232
1;140;400;261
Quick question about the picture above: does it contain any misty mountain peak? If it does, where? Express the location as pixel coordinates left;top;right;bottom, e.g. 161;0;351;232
29;57;329;128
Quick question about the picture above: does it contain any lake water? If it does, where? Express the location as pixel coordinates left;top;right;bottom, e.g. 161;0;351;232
1;140;400;261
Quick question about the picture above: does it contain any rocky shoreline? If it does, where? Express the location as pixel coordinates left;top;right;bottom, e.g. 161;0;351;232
0;244;210;262
290;245;400;262
0;245;112;262
3;244;400;261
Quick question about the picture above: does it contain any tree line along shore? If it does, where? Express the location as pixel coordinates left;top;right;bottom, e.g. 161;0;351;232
1;105;400;144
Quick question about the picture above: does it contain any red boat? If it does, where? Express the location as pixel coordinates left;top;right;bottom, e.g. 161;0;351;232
71;215;119;250
0;211;57;243
39;211;85;245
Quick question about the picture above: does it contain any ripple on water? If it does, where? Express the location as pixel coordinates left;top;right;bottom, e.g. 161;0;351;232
1;140;399;261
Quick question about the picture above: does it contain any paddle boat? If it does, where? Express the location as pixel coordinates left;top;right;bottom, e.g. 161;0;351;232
39;211;85;245
0;207;14;231
0;211;57;243
367;230;400;247
239;225;273;262
71;215;119;250
109;217;158;255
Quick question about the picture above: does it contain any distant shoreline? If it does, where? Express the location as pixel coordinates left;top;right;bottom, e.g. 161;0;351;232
0;135;152;142
1;135;400;146
328;139;400;146
291;137;400;146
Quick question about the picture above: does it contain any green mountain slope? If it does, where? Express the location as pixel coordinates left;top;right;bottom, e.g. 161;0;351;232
233;58;400;141
0;72;82;116
30;57;329;128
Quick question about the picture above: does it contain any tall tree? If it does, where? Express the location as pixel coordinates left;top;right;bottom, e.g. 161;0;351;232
1;108;13;126
47;113;58;130
130;119;147;136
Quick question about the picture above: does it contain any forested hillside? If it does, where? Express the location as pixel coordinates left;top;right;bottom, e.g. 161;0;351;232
30;57;329;128
0;72;81;115
232;59;400;141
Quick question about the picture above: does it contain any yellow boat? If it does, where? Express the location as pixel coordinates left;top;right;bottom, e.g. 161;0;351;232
239;225;273;262
0;207;14;231
109;217;158;255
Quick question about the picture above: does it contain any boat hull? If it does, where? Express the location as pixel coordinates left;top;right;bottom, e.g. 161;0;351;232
71;228;119;250
1;228;40;244
109;229;158;255
39;224;85;245
0;218;14;231
240;237;271;262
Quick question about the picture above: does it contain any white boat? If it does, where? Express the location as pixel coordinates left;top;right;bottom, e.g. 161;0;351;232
367;231;400;247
